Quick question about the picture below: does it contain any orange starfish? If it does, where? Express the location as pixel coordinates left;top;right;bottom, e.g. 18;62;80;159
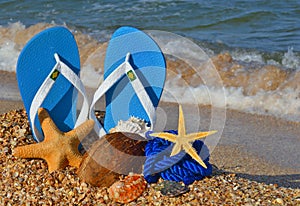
14;108;94;173
150;105;217;169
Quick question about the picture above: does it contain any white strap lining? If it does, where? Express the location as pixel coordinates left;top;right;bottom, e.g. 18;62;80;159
90;53;156;138
29;53;89;142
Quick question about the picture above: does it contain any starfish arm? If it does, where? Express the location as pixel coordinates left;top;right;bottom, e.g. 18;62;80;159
46;153;68;173
178;105;186;137
14;143;49;159
66;119;94;142
67;152;83;168
38;108;63;141
15;111;93;173
170;142;182;157
185;130;217;141
60;136;83;168
150;132;177;142
183;143;207;169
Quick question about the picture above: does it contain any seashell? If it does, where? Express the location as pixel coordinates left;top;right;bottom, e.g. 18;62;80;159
108;173;147;203
109;116;150;136
155;180;190;197
77;132;146;187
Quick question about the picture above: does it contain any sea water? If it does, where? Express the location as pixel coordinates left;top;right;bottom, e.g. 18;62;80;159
0;0;299;122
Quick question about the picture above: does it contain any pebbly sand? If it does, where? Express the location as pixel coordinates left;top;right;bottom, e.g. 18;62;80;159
0;71;300;204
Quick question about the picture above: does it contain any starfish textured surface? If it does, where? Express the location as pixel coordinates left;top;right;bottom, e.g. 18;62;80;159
150;105;217;169
14;108;94;173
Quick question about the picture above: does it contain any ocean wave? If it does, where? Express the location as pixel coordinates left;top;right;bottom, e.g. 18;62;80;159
0;22;299;122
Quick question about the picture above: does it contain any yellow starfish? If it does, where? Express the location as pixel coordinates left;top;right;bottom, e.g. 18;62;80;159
150;105;217;169
14;108;94;173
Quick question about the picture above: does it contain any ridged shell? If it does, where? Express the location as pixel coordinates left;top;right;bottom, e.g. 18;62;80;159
109;116;150;136
108;173;147;203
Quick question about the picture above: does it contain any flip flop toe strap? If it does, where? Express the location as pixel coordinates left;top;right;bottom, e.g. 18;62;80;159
29;53;89;142
90;53;156;138
124;53;156;129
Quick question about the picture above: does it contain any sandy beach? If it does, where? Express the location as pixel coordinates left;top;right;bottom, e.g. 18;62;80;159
0;0;299;203
3;99;299;187
0;101;300;205
0;69;300;204
0;72;300;205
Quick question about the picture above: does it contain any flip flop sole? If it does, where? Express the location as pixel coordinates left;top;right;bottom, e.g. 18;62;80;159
104;26;166;132
17;26;80;141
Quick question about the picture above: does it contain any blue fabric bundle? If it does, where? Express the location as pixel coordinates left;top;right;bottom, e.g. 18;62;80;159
144;130;212;185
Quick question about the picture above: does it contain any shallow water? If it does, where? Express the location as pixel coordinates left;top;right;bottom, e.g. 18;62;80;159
0;0;299;52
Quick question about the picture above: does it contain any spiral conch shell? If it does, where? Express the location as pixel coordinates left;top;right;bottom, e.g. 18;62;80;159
109;116;150;136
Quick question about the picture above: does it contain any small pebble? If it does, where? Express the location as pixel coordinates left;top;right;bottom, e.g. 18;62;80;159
275;198;284;204
155;180;190;197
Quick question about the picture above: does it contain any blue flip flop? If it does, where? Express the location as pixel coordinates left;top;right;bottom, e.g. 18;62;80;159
17;26;89;142
90;26;166;136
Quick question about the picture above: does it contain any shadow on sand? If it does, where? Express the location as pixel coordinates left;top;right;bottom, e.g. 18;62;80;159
212;165;300;189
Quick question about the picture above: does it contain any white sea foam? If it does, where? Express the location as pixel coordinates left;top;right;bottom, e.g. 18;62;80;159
0;23;299;123
162;80;300;122
282;47;300;70
231;50;264;64
80;64;103;88
0;41;19;72
231;47;300;70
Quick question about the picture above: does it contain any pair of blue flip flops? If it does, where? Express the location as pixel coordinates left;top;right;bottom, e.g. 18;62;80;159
17;26;166;142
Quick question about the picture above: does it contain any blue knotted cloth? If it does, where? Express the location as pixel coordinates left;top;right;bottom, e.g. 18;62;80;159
143;130;212;185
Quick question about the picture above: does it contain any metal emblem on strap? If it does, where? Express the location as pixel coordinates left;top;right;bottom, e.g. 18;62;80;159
50;69;60;81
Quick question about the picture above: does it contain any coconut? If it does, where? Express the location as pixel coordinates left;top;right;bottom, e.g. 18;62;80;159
77;132;147;187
